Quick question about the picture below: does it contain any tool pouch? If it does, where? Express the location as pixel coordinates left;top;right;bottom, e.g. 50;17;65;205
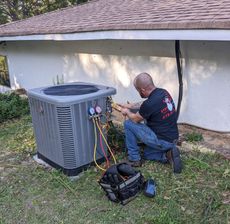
99;163;144;205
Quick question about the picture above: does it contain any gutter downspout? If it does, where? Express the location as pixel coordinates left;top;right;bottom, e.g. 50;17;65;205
175;40;183;121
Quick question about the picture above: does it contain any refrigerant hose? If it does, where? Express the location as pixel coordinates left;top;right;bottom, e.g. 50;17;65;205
95;118;117;164
92;117;106;171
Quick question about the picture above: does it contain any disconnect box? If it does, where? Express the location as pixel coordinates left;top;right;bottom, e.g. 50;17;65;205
28;82;116;176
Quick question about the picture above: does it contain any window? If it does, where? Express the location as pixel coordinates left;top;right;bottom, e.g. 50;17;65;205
0;56;10;87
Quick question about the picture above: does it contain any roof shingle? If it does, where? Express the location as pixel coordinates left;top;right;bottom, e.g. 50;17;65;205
0;0;230;37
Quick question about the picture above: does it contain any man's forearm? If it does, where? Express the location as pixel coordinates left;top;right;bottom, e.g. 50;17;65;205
131;102;142;110
126;110;143;123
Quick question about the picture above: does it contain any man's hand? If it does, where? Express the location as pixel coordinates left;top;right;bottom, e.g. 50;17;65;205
120;108;144;123
117;103;133;109
121;108;130;116
118;102;142;110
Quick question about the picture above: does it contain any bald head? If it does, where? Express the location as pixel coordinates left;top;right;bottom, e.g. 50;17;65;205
133;72;155;98
134;72;155;90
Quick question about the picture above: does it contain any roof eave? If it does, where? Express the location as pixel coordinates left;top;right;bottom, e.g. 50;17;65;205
1;29;230;41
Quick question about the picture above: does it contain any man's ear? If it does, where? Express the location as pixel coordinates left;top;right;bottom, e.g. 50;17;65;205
140;88;145;93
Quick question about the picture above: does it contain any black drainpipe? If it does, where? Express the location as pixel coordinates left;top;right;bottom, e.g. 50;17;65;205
175;40;183;121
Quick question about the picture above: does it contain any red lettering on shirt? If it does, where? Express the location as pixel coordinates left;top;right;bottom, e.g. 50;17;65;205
162;110;175;120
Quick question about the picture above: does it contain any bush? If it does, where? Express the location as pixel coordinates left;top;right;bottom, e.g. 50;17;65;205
0;92;29;123
184;131;203;142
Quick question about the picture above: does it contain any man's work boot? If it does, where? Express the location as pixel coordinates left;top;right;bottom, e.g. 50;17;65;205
120;159;142;167
166;147;182;173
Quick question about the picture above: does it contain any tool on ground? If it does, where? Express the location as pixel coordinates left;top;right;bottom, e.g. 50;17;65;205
144;179;156;198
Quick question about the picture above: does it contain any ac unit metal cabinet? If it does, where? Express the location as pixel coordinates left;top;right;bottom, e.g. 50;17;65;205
28;82;116;176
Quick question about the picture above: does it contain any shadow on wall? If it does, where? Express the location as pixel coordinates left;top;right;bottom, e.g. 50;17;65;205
182;41;229;86
62;53;179;103
58;39;180;102
62;45;222;119
186;59;217;85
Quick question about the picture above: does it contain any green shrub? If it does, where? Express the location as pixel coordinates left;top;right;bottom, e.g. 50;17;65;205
184;131;203;142
0;92;29;123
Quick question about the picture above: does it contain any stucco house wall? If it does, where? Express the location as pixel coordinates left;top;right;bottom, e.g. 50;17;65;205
0;40;229;132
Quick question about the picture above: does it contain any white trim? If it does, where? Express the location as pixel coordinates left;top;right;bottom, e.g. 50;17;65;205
1;29;230;41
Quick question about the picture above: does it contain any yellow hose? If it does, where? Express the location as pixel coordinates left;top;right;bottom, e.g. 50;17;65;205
92;118;106;171
95;119;117;164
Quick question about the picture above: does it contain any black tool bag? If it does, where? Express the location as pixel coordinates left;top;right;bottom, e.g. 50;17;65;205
99;163;144;205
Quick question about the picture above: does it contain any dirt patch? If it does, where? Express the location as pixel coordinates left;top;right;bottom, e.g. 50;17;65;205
179;124;230;160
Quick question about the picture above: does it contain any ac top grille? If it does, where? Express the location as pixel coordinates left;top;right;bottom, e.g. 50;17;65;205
57;106;76;168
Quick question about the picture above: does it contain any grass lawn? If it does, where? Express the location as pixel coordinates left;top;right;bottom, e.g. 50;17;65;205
0;115;229;224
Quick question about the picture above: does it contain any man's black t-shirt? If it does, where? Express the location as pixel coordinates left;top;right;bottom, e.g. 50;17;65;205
139;88;178;143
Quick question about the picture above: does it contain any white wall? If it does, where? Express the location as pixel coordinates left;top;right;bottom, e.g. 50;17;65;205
0;40;229;132
182;41;230;132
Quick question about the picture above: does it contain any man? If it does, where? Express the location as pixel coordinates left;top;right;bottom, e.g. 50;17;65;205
119;72;182;173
